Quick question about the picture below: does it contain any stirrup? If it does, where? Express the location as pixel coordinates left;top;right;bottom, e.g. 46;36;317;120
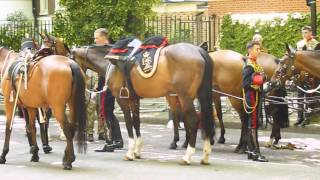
119;86;130;99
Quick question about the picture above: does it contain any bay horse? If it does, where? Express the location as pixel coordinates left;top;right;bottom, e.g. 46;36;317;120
0;46;87;170
209;50;289;153
0;42;53;154
72;38;215;165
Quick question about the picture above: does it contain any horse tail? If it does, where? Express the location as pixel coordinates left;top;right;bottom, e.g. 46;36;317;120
69;62;87;153
268;85;289;128
198;48;215;139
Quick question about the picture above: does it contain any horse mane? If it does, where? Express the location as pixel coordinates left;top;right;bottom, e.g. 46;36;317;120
63;43;71;53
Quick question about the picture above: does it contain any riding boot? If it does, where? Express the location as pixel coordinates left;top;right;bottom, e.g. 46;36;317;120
247;128;268;162
94;139;114;152
40;122;52;154
110;115;123;148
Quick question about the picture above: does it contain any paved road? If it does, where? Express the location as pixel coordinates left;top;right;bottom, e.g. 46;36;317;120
0;115;319;180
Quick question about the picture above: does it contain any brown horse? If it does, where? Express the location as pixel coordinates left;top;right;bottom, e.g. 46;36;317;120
209;50;288;154
0;46;87;170
72;38;215;165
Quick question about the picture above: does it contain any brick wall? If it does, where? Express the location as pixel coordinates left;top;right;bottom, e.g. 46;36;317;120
208;0;320;16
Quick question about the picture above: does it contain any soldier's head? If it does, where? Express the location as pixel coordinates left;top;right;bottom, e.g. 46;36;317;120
247;41;261;59
94;28;109;45
252;33;263;45
301;26;313;41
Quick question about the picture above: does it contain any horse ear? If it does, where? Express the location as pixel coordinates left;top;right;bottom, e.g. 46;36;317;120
285;43;291;54
39;32;45;39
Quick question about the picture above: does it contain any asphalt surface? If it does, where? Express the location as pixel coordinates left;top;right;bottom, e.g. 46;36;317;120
0;114;319;180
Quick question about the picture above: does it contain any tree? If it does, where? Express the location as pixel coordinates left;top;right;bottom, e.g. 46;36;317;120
54;0;160;45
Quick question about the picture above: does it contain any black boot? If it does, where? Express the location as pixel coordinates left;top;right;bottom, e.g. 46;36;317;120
112;140;123;149
95;140;114;152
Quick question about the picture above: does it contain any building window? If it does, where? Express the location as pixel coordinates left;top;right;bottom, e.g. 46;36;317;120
39;0;48;15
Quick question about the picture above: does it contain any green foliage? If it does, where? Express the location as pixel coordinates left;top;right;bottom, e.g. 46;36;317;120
0;11;30;51
53;0;160;46
220;14;316;57
6;11;28;23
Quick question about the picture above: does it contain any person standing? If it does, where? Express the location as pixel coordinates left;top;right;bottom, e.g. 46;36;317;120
242;41;267;162
295;26;319;126
93;28;123;152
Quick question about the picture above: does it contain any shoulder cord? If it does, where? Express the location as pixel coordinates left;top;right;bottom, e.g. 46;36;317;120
242;88;258;114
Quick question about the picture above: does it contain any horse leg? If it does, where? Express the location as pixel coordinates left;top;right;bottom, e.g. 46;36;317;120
130;98;143;159
179;97;197;165
0;100;15;164
26;108;40;162
117;98;135;161
229;99;248;154
166;96;180;149
213;93;225;144
269;119;281;147
53;105;75;170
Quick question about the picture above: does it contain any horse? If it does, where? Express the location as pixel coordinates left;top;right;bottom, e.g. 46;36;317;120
0;41;54;154
72;37;215;165
208;50;289;153
281;45;320;79
0;45;87;170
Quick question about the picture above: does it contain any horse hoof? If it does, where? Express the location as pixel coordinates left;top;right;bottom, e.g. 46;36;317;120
43;145;53;154
169;143;177;150
123;155;134;161
31;155;39;162
134;153;141;159
217;137;225;144
200;160;210;165
0;156;6;164
63;164;72;170
179;160;190;166
210;139;215;146
182;141;188;148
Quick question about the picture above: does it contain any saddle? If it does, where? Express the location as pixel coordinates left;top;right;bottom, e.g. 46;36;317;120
7;47;54;93
105;36;169;98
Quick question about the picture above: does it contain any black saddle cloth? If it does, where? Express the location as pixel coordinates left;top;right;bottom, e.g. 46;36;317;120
131;36;168;73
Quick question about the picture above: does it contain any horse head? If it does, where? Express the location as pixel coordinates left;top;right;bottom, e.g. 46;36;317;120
71;45;112;76
39;33;70;56
269;44;301;90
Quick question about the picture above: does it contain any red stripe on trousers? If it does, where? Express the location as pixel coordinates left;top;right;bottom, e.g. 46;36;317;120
250;91;257;129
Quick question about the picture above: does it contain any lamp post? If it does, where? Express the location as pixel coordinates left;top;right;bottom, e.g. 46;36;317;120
307;0;317;37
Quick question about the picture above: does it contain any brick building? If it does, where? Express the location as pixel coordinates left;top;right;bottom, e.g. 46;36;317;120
208;0;320;16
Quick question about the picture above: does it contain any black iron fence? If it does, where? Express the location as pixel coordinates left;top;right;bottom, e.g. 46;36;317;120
145;15;219;51
0;20;53;51
0;15;219;51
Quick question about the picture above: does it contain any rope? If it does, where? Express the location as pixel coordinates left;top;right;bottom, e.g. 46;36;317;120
242;89;258;114
10;74;23;130
297;84;320;94
212;88;319;113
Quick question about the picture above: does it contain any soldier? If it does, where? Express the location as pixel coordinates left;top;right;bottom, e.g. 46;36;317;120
94;28;123;152
296;26;319;51
295;26;319;126
86;70;99;142
242;41;267;162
